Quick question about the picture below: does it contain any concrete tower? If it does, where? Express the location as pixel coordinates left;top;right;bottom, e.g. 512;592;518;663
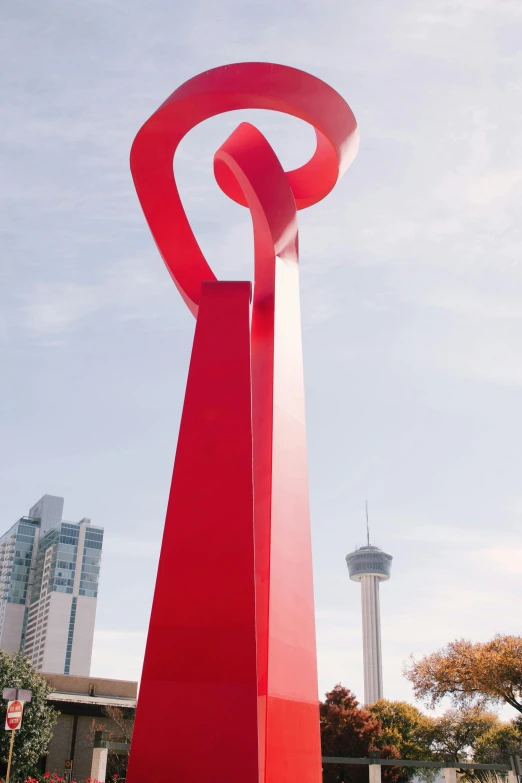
345;512;392;705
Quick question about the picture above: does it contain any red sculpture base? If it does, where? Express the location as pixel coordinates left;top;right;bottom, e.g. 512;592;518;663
125;62;358;783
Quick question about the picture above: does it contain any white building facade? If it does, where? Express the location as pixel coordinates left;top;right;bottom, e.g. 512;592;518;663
345;543;392;705
0;495;103;676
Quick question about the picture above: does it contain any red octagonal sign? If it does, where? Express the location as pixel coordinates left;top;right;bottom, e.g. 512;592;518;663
5;700;23;731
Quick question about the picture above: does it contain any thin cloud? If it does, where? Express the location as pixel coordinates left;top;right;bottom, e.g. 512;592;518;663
2;0;522;707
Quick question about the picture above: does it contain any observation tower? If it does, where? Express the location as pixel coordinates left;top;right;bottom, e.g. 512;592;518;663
345;508;392;705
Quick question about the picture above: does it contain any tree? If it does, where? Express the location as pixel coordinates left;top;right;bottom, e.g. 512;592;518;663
430;706;499;762
369;700;435;761
89;705;135;779
404;635;522;714
320;685;402;783
474;717;522;764
368;699;437;781
0;651;57;778
105;704;134;777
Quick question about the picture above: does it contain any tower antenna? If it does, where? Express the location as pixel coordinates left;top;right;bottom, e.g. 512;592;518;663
366;500;370;546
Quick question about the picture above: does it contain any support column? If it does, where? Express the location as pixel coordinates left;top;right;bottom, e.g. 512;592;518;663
125;282;258;783
444;768;457;783
91;748;108;783
91;732;109;783
369;752;381;783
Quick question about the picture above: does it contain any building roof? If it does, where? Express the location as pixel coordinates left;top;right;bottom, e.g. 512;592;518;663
47;691;136;709
42;672;138;711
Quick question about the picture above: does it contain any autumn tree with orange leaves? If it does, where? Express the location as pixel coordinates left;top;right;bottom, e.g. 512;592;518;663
404;635;522;714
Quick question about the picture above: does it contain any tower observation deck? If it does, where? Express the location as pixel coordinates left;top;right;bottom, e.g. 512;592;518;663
345;540;392;705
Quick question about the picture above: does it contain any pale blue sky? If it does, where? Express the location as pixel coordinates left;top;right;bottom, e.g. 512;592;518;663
1;0;522;715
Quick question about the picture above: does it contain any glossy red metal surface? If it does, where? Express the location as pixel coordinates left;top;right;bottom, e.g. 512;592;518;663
127;63;358;783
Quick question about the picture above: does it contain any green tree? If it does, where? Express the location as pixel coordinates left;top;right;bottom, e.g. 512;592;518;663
474;717;522;764
430;706;499;762
0;651;58;779
369;700;435;760
369;700;436;782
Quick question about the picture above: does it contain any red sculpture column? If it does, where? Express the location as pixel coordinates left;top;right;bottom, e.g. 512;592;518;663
128;280;259;783
216;122;322;782
126;62;358;783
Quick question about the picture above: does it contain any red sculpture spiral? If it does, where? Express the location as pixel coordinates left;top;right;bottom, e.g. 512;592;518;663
127;62;358;783
130;62;358;315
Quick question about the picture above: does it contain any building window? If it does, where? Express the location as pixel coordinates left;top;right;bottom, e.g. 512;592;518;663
64;597;77;675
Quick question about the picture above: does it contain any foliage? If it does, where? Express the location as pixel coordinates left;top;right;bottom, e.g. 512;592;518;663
369;700;436;781
455;768;505;783
88;706;134;779
21;775;106;783
320;685;402;783
430;706;499;762
103;705;134;779
0;651;57;779
473;717;522;764
103;706;134;743
24;775;104;783
404;635;522;713
321;685;519;783
369;700;435;760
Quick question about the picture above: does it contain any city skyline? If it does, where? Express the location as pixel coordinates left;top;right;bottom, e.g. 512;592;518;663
2;0;522;711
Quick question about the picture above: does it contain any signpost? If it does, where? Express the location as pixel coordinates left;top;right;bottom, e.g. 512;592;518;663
2;689;32;703
5;700;23;783
64;758;73;782
5;700;23;730
3;688;32;783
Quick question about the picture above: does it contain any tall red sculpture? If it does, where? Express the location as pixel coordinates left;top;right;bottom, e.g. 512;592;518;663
126;63;358;783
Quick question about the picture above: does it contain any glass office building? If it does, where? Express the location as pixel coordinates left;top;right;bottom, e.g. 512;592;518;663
0;495;103;676
0;517;40;652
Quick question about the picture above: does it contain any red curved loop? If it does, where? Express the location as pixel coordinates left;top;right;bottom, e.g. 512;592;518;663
130;62;359;317
214;122;298;305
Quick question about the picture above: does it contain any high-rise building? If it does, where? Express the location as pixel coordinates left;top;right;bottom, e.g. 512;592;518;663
0;495;103;676
0;515;41;653
345;523;392;706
